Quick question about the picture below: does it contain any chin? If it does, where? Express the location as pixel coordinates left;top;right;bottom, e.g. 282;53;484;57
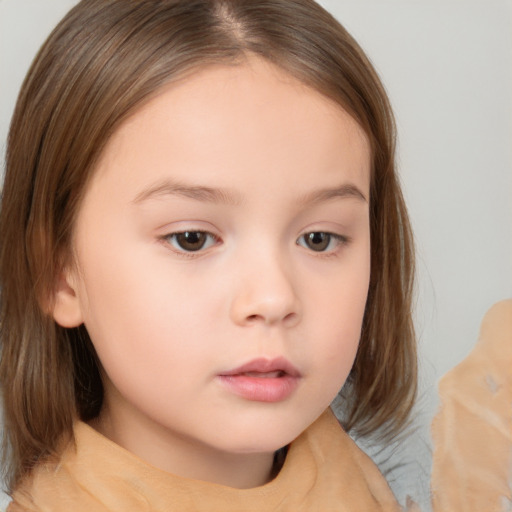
209;414;314;455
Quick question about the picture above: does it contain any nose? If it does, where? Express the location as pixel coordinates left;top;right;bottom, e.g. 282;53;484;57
229;251;301;328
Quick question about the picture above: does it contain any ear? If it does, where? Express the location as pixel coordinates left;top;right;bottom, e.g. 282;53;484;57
51;267;84;328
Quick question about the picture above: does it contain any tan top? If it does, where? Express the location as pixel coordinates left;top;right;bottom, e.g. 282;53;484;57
431;300;512;511
9;408;399;511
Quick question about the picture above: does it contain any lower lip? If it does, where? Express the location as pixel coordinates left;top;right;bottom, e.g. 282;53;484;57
218;374;300;402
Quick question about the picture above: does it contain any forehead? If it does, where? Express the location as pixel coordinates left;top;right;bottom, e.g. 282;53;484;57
89;57;371;201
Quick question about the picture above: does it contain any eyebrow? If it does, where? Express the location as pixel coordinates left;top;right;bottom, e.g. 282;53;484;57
133;179;367;206
298;183;368;205
133;179;241;205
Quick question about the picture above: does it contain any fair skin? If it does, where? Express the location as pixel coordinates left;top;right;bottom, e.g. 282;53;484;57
53;57;371;489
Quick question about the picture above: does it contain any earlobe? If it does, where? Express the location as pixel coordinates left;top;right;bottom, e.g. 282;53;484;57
51;268;84;328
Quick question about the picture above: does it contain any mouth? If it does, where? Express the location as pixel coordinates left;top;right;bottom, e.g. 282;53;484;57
219;357;301;378
239;370;284;378
218;357;301;402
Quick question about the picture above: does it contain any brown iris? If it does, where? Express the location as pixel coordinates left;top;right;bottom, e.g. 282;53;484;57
174;231;208;251
303;232;331;252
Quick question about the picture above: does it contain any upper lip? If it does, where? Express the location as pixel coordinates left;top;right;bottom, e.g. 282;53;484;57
219;357;301;377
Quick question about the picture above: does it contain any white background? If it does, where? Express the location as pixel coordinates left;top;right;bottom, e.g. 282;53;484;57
1;0;511;509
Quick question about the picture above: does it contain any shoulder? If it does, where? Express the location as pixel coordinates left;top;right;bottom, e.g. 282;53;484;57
9;421;113;512
6;499;35;512
287;408;400;511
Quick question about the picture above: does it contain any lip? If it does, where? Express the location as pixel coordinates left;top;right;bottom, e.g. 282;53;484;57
217;357;301;402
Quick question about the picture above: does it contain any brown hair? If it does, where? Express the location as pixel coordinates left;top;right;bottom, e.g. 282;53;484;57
0;0;416;490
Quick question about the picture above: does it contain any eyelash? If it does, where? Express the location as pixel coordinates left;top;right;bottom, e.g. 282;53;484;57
162;231;220;258
296;232;349;256
161;230;350;258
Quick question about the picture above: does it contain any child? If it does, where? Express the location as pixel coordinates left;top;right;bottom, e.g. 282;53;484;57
0;0;416;510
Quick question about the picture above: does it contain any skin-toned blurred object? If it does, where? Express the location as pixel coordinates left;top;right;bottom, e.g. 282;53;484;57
431;300;512;511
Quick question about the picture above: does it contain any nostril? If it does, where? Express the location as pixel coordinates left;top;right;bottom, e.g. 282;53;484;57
244;311;298;326
283;312;298;325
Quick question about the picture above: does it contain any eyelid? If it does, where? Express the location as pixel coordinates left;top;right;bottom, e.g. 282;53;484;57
160;229;221;257
296;231;350;254
157;224;350;259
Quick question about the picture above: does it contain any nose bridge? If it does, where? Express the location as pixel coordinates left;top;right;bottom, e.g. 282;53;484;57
229;242;300;327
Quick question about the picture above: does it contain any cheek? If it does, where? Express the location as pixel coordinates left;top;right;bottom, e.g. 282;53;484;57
74;246;216;381
75;255;233;433
316;247;370;383
316;304;364;384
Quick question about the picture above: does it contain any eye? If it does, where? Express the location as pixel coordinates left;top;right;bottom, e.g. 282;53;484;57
297;232;347;253
165;231;218;252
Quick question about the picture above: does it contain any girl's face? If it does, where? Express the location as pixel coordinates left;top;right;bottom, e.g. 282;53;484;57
55;57;371;487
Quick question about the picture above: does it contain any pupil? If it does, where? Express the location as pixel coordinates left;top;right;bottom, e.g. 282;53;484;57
307;232;329;251
178;231;206;251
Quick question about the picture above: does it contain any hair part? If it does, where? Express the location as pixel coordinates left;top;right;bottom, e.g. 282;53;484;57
0;0;416;490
